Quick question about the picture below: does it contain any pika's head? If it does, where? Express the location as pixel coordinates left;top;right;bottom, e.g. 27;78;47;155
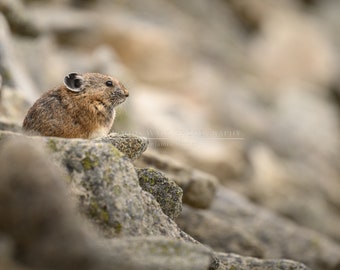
63;72;129;107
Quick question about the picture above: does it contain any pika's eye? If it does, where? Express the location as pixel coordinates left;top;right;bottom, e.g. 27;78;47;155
105;81;113;87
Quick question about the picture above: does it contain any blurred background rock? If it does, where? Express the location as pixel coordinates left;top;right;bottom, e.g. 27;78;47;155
1;0;340;247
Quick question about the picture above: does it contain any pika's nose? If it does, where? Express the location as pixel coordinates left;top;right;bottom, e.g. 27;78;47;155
122;88;129;97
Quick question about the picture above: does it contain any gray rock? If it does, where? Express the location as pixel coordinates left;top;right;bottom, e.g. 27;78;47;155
50;138;189;239
0;119;22;133
180;169;218;209
0;137;210;270
0;0;40;37
0;86;30;124
0;124;148;160
211;253;310;270
0;134;311;270
0;137;112;270
0;130;193;241
136;150;218;209
0;13;38;104
96;133;148;161
136;168;183;220
259;87;340;241
176;187;340;270
106;236;212;270
177;206;264;258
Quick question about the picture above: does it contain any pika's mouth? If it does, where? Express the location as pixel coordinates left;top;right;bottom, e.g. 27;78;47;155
111;93;128;106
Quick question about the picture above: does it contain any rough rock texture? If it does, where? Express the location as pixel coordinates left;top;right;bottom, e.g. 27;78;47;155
176;187;340;270
0;86;30;124
2;1;340;269
96;133;148;161
0;0;40;37
136;168;183;220
0;131;312;270
0;13;38;103
0;131;309;270
0;118;22;132
0;125;149;162
106;236;212;270
0;130;191;241
0;138;111;270
0;137;212;270
136;150;218;209
211;253;309;270
1;1;340;245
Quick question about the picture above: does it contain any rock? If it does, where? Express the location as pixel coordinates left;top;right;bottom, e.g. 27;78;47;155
96;133;148;161
0;132;310;270
0;120;148;160
0;130;194;242
176;187;340;270
0;133;310;270
0;118;22;132
136;168;183;220
177;205;265;258
0;0;40;37
242;139;340;242
249;6;337;88
136;150;218;209
0;137;211;270
211;252;310;270
27;5;96;46
106;236;212;270
1;1;340;269
225;0;268;32
25;1;191;88
0;137;112;270
0;86;30;124
103;18;190;84
180;169;218;209
0;13;38;104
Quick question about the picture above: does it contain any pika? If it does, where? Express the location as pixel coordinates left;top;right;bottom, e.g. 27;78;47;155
22;72;129;139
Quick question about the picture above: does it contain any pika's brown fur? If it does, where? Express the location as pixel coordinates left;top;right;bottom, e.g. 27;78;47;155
22;72;129;139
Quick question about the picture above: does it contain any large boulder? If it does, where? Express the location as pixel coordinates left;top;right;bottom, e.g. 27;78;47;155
0;130;192;240
0;131;311;270
0;137;210;270
176;187;340;270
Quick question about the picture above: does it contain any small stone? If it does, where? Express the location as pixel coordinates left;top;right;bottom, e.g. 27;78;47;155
136;168;183;220
96;133;148;161
136;150;218;209
181;169;218;209
0;119;22;133
0;0;40;37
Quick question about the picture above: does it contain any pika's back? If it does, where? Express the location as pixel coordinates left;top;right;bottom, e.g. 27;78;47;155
23;72;129;139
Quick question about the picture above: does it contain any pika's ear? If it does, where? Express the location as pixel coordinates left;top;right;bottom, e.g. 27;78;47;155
64;72;84;92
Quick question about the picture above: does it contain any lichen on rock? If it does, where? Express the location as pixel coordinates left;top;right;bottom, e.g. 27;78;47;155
136;150;218;209
136;167;183;220
0;130;192;241
96;133;148;161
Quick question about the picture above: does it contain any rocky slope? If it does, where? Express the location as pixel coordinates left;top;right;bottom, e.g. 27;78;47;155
1;0;340;269
0;129;313;270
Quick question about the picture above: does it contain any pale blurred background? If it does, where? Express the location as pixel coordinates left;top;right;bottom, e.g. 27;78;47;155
1;0;340;244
